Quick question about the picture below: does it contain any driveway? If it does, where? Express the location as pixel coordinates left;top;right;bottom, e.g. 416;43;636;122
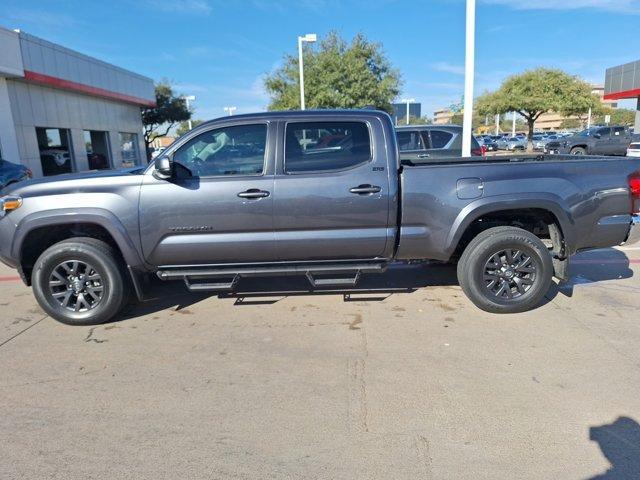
1;247;639;479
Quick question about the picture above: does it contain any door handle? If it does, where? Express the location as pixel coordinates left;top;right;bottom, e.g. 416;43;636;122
349;184;381;195
237;189;270;199
417;153;430;158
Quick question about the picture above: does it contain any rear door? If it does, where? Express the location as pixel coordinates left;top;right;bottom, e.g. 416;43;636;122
396;129;430;163
424;128;458;158
273;118;390;261
612;126;630;155
592;127;612;155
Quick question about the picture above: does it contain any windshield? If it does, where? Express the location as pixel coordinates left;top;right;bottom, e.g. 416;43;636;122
577;128;597;137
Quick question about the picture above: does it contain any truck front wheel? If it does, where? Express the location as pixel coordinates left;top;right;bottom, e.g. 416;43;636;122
570;146;587;155
457;227;553;314
31;238;128;325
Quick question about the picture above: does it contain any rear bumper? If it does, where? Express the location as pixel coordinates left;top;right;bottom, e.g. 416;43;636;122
625;215;640;245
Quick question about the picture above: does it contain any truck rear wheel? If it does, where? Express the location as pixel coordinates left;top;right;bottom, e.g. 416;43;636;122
32;238;128;325
457;227;553;314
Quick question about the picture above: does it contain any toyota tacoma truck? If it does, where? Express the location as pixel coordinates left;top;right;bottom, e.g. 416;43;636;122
545;125;632;156
1;110;639;325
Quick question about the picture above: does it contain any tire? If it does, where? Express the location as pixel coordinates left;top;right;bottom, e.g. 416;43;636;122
457;227;553;314
32;238;128;325
570;146;587;155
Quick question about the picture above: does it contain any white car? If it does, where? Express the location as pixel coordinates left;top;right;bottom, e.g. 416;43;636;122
627;142;640;157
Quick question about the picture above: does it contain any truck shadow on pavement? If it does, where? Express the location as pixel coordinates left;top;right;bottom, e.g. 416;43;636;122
115;248;633;322
558;248;634;298
587;416;640;479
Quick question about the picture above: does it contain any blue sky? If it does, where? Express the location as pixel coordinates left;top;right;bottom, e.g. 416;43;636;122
0;0;638;120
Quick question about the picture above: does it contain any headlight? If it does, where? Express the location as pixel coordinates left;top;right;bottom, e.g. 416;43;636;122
0;195;22;218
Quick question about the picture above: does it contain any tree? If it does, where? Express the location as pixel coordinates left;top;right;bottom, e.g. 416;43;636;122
593;107;637;126
176;119;204;137
399;115;431;125
142;81;191;160
560;118;582;130
264;32;402;113
476;68;599;151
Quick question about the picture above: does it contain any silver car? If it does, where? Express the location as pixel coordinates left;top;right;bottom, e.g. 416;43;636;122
506;137;527;151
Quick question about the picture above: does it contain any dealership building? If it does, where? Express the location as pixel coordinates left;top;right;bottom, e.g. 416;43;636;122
0;26;154;178
604;59;640;132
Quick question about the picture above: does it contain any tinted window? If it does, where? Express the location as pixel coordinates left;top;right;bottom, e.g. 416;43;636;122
396;131;424;151
285;121;371;173
613;127;626;136
429;130;454;149
596;127;611;137
173;124;266;177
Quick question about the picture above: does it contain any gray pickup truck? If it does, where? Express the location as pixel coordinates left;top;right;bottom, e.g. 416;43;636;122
545;125;632;156
1;110;639;325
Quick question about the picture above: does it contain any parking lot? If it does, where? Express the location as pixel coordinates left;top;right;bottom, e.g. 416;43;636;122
1;247;640;479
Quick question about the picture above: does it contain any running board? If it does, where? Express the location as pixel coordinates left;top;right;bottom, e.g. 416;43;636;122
157;262;387;292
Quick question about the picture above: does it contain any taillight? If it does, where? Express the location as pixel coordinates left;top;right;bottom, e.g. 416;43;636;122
630;172;640;213
471;147;485;157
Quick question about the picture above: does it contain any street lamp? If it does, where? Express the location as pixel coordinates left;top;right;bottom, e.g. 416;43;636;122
401;98;415;125
224;106;237;116
183;95;196;130
461;0;476;157
298;33;317;110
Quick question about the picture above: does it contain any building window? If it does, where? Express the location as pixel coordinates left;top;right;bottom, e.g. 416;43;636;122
119;133;140;167
36;127;73;176
84;130;111;170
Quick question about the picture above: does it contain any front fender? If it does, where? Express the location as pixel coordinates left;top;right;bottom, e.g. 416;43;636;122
12;208;147;269
445;193;576;257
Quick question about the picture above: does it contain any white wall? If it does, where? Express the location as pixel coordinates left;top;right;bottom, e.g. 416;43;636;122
5;79;145;176
0;77;20;162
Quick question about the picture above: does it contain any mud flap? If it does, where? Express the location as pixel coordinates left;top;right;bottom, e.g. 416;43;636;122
552;256;570;282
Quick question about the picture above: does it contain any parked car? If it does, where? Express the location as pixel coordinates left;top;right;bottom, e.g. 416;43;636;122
496;136;510;150
151;147;166;160
481;137;498;151
1;109;639;325
533;134;559;151
544;126;631;156
506;137;527;151
628;141;640;158
0;159;32;191
396;125;484;161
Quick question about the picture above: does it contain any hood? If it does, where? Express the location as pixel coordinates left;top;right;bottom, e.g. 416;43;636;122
1;166;146;196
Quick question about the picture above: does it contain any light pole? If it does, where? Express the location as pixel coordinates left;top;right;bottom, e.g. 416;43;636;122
401;98;415;125
224;106;237;116
183;95;196;130
512;111;517;136
461;0;476;157
297;33;317;110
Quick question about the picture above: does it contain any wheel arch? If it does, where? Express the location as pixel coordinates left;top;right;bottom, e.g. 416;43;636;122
446;195;575;261
14;208;146;285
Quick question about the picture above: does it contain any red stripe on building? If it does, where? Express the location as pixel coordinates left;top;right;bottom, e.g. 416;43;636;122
603;87;640;101
23;70;156;107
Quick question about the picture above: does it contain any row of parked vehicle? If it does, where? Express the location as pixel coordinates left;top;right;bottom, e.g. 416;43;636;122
476;131;572;152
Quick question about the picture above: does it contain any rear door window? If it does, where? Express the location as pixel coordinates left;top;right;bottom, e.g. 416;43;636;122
396;130;425;151
284;121;371;173
429;130;454;149
613;126;626;136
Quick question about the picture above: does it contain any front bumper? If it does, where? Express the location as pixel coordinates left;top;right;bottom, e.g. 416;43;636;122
625;215;640;245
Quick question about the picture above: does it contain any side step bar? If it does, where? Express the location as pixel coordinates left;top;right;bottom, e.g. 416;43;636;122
157;262;387;292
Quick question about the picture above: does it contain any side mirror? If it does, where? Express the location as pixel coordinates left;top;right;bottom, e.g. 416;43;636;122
593;133;601;139
153;156;172;179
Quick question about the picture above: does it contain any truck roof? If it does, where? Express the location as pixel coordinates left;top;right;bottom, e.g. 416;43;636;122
200;109;393;127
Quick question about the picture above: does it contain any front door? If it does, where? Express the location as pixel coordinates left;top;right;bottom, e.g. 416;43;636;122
139;122;276;266
273;119;390;261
